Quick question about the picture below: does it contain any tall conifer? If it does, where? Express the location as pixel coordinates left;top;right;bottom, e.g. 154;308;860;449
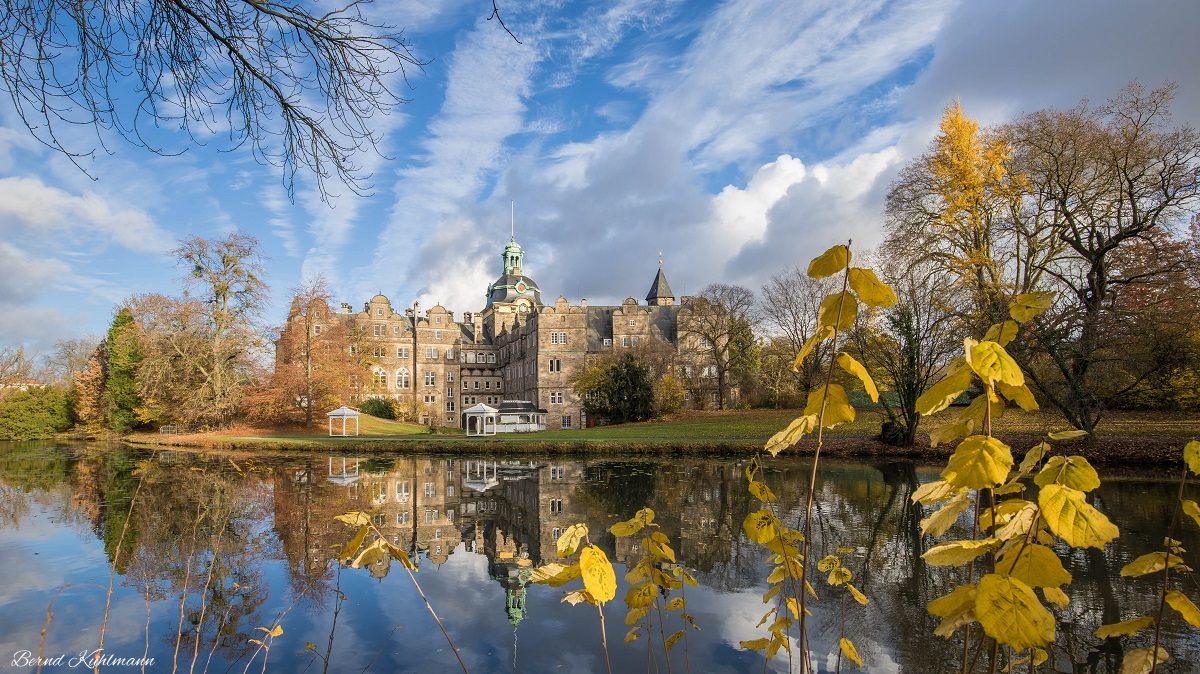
106;308;143;433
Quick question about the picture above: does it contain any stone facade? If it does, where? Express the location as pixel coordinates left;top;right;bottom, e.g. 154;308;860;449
276;238;721;429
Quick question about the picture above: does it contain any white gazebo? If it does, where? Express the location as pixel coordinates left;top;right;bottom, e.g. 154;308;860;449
326;406;361;436
464;403;499;436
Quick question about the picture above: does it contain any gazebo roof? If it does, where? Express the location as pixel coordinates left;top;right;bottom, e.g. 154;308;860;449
327;406;361;418
497;400;548;415
464;403;499;414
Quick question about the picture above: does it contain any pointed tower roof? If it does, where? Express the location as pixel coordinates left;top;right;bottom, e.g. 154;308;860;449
645;267;675;305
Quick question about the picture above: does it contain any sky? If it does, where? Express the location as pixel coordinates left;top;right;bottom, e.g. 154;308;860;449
1;0;1198;355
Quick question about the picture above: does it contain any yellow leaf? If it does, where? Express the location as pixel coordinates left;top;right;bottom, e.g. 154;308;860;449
929;584;977;638
1010;292;1054;323
847;267;897;308
762;583;782;604
997;381;1038;411
1095;616;1154;639
930;419;973;448
817;555;840;572
562;590;592;606
804;383;855;427
624;582;656;609
339;525;369;563
646;533;676;563
268;625;284;637
1183;500;1200;529
1185;440;1200;476
350;538;387;569
764;414;819;457
1048;430;1089;441
334;512;370;527
1017;441;1051;478
767;616;793;634
665;630;684;651
922;538;1000;567
839;638;864;668
993;503;1038;541
974;574;1055;650
1118;647;1169;674
847;584;869;605
837;352;879;402
912;479;957;505
579;545;616;604
625;606;649;625
610;518;644;537
942;435;1014;490
748;480;776;502
982;320;1019;346
807;244;850;279
793;326;834;371
1042;586;1069;609
386;542;417;571
743;510;781;545
1038;484;1119;549
624;628;640;644
818;291;859;331
966;339;1024;387
916;363;973;416
920;491;970;537
624;558;651;584
1165;590;1200;628
1120;552;1187;578
557;523;588;558
995;544;1072;588
828;567;852;586
673;566;698;587
740;638;770;651
665;597;686;611
1035;455;1101;492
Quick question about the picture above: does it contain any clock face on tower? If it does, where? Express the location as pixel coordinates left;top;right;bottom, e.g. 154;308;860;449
515;282;527;294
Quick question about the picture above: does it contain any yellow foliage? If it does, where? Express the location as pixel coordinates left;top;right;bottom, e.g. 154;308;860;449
579;545;616;604
1118;647;1169;674
920;491;970;537
748;480;776;502
804;383;856;427
1038;484;1120;549
1095;616;1154;639
557;523;588;558
1010;292;1054;323
1035;455;1101;492
1048;430;1089;441
764;413;818;457
624;582;656;609
793;325;834;371
847;267;897;308
847;584;869;605
995;544;1072;588
1041;586;1069;609
818;291;859;331
965;338;1024;388
912;479;957;505
1185;440;1200;476
982;320;1019;346
929;584;977;638
807;244;850;279
1165;590;1200;628
839;637;864;668
837;351;879;402
1119;552;1186;578
743;509;780;545
922;538;1000;566
997;381;1038;411
942;435;1013;490
916;363;973;416
1183;499;1200;529
974;574;1056;650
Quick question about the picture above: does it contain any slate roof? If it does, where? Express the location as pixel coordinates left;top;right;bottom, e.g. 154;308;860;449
645;267;674;303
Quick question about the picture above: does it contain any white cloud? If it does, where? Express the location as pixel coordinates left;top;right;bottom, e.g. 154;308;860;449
0;177;172;253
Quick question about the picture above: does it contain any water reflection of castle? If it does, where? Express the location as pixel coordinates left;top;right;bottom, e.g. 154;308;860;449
272;456;745;623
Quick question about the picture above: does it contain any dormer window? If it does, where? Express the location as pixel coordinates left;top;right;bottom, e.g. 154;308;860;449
377;308;383;316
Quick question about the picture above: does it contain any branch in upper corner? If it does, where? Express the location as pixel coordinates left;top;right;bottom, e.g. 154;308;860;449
488;0;523;44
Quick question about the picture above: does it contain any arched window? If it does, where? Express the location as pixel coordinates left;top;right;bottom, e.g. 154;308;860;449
372;368;387;388
396;368;410;389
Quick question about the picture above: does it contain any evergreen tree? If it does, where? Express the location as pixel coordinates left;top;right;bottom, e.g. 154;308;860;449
106;307;143;433
72;342;109;431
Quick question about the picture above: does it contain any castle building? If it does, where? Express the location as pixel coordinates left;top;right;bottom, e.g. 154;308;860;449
277;237;721;430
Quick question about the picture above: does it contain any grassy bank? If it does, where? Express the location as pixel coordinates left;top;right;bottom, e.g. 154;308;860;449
124;407;1200;465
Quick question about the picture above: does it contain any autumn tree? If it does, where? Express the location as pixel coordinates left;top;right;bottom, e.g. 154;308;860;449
246;276;355;427
1006;83;1200;435
681;283;758;410
73;342;109;432
42;336;101;388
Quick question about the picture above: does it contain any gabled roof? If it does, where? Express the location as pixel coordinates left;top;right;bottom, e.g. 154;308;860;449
496;400;547;415
645;267;674;302
327;406;360;418
464;403;499;414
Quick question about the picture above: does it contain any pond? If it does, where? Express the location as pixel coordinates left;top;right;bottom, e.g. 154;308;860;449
0;442;1197;673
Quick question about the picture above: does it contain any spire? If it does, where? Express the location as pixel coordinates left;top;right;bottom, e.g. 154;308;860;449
645;258;675;306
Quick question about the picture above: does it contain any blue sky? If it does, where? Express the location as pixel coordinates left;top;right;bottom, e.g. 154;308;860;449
2;0;1198;354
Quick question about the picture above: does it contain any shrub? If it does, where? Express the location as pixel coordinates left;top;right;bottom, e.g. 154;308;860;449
357;397;396;419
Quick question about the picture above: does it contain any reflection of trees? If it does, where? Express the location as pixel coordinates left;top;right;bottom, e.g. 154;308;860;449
114;455;272;667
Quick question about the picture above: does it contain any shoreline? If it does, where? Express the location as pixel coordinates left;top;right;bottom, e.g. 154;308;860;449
122;431;1194;467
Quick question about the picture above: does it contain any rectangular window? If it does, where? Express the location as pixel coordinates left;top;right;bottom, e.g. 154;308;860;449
474;381;480;390
629;319;635;327
446;372;454;383
622;336;630;348
550;391;563;404
550;332;559;345
446;509;454;522
425;372;436;386
562;415;572;429
396;480;410;501
425;509;437;523
463;380;469;390
698;337;709;348
313;325;321;335
497;381;502;390
550;498;563;514
485;381;491;389
603;338;612;347
425;482;435;497
632;336;639;346
393;325;399;334
424;394;437;403
397;512;410;525
373;346;386;358
548;358;561;373
374;324;385;337
425;347;439;359
435;330;442;340
445;400;455;412
447;485;455;497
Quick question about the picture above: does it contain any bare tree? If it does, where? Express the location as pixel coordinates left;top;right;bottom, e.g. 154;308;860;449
759;267;836;401
0;0;428;199
42;336;102;388
0;346;36;384
679;284;757;410
1007;82;1200;435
